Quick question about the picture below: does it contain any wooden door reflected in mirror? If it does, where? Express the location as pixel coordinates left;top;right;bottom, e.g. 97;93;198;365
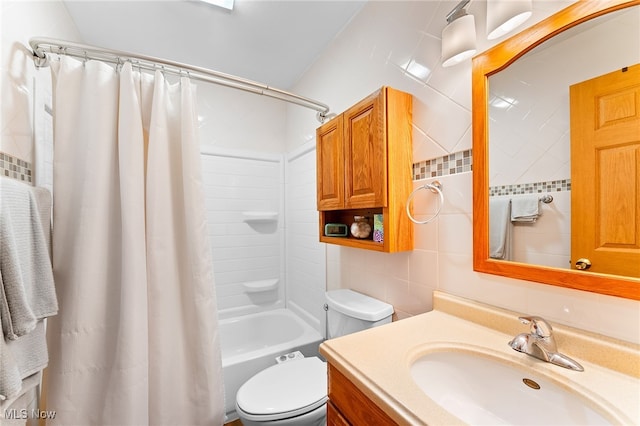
570;64;640;277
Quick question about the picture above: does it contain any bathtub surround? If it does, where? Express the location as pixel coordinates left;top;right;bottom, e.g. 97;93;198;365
285;142;327;333
45;57;224;425
200;142;327;336
201;148;285;319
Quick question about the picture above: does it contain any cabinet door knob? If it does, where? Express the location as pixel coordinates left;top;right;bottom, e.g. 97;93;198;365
575;258;592;270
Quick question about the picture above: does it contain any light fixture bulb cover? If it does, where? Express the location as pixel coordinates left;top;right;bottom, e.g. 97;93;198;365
487;0;532;40
442;13;477;67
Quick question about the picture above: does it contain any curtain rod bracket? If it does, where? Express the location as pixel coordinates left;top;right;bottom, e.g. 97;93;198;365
32;51;49;69
317;111;337;124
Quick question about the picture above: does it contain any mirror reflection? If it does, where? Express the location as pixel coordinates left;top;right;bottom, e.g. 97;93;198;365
487;6;640;278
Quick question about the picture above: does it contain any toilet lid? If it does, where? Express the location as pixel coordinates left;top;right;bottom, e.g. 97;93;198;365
236;357;328;421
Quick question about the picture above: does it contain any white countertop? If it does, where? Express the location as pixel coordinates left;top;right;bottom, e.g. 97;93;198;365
320;291;640;425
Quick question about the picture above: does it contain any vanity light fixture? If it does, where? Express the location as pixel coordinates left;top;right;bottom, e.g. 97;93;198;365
441;0;477;68
486;0;532;40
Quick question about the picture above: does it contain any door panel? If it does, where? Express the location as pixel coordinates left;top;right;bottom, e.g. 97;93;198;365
317;116;345;210
344;90;386;209
570;64;640;277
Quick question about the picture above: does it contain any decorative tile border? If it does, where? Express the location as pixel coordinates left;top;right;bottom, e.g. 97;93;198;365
490;179;571;197
413;149;472;180
0;152;33;184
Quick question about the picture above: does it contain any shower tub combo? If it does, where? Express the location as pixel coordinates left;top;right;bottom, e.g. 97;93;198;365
219;309;323;420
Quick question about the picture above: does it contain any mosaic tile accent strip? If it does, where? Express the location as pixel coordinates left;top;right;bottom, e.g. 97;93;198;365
0;152;33;184
413;149;472;180
489;179;571;197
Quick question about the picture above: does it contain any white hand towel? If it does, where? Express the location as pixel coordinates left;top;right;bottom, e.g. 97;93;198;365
511;195;541;222
489;197;512;259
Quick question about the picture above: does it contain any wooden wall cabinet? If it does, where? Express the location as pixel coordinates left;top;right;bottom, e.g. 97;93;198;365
327;364;397;426
316;87;413;252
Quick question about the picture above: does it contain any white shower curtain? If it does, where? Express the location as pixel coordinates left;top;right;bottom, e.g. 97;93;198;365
44;56;224;425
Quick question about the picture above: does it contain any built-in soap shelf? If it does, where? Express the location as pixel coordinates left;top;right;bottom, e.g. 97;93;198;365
242;211;278;222
242;279;279;293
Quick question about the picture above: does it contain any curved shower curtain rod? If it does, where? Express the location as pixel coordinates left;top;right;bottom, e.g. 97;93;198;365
29;37;331;123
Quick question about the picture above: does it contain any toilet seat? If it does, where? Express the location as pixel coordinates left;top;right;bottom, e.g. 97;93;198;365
235;357;328;422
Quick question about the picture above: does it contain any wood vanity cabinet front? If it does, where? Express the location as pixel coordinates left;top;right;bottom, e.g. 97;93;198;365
327;364;397;426
316;87;413;252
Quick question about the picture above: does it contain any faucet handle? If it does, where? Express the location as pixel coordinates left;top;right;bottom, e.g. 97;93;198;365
518;316;553;338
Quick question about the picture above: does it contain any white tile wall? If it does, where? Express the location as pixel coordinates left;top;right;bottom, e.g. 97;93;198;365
489;9;639;188
285;0;640;343
1;1;81;167
200;148;285;318
196;83;286;154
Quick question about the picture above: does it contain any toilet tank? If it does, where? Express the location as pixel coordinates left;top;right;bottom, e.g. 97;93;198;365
326;289;394;339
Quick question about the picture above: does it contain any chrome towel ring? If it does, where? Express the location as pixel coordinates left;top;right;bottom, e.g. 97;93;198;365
406;180;444;225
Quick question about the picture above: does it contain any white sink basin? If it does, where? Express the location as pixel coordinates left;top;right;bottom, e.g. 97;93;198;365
410;350;613;425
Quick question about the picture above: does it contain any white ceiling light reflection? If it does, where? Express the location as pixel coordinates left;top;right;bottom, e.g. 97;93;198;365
402;60;432;82
489;96;518;109
198;0;234;11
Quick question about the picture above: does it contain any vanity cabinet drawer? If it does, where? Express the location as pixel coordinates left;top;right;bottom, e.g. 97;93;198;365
327;401;350;426
327;364;397;426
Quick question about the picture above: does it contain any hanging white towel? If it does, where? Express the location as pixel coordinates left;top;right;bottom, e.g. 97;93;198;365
0;271;22;401
511;195;541;223
0;178;56;402
489;197;512;260
0;319;48;401
0;371;41;418
0;177;57;340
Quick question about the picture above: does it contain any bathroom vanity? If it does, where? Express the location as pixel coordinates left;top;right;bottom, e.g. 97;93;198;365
326;365;395;426
319;291;640;425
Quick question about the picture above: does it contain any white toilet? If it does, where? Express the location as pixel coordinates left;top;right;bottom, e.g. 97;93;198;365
235;289;394;426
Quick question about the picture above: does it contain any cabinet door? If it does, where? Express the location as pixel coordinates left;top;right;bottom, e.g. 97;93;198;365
344;89;387;209
317;115;345;210
327;401;351;426
328;364;397;425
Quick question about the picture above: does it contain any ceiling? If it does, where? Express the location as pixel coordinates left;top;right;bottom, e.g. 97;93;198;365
62;0;366;90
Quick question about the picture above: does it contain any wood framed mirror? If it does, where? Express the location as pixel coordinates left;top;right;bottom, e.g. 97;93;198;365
472;0;640;300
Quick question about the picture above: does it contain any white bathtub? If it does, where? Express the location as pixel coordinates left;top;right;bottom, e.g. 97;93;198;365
220;309;324;420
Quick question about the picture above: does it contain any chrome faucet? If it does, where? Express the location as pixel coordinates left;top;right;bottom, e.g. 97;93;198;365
508;316;584;372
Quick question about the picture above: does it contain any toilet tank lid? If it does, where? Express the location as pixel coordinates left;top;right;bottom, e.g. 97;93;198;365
326;289;394;321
